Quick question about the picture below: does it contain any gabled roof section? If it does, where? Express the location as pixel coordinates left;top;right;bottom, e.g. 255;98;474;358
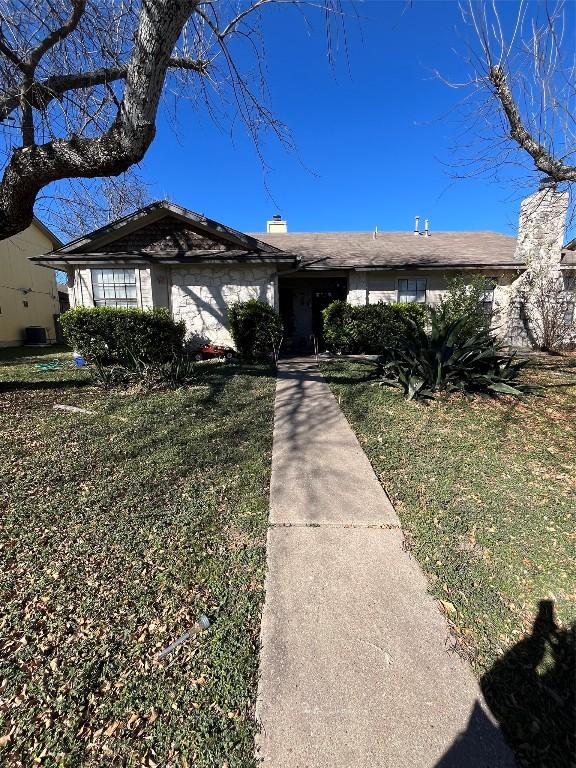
32;200;296;268
54;200;284;256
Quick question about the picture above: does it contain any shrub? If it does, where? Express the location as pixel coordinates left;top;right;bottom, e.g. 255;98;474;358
228;299;283;361
60;306;186;366
60;306;189;388
322;300;427;356
514;265;576;352
437;274;494;340
379;306;532;401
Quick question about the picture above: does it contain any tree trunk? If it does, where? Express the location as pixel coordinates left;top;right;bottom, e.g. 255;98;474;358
0;0;199;240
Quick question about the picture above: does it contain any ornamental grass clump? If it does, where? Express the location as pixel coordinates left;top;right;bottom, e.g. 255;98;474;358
379;307;533;401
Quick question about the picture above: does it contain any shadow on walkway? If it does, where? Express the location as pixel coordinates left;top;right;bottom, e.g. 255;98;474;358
435;600;575;768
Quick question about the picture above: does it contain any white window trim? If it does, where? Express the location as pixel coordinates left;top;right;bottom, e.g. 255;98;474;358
91;268;138;308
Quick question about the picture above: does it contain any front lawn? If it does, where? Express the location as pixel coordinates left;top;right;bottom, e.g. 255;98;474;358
0;348;276;767
321;355;576;766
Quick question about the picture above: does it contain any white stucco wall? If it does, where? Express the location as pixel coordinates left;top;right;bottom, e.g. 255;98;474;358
171;264;277;346
347;271;368;305
150;266;171;308
70;268;94;308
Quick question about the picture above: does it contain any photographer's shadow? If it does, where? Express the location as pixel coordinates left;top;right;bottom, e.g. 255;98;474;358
435;600;575;768
480;600;575;768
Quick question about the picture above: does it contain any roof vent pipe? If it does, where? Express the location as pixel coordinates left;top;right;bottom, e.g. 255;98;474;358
424;219;430;237
414;215;420;235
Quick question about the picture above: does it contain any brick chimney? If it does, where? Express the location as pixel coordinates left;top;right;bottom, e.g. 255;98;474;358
266;214;287;234
515;179;569;267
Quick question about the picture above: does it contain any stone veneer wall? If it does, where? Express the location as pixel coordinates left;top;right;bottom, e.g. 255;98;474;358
506;187;572;347
171;264;277;346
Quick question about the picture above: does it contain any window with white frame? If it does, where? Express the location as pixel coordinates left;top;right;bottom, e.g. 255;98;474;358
91;269;137;308
398;278;427;303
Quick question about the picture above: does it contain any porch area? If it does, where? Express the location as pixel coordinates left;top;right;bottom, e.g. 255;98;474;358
278;273;348;354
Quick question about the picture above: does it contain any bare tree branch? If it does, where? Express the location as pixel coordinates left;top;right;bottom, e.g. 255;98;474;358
0;0;347;241
0;0;201;238
38;170;152;238
25;0;86;73
0;56;209;120
444;0;576;207
0;25;25;70
489;63;576;183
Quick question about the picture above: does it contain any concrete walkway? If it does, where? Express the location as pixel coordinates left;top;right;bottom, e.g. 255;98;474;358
255;358;515;768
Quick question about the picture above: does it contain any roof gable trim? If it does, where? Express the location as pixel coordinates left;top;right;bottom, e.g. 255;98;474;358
55;201;284;256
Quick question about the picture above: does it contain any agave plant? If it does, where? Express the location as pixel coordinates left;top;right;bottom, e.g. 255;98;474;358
379;307;533;401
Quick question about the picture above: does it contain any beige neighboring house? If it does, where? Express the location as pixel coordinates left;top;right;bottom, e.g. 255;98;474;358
31;183;575;351
0;219;63;347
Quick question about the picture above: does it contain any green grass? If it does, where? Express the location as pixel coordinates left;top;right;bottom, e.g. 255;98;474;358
321;355;576;766
0;348;276;767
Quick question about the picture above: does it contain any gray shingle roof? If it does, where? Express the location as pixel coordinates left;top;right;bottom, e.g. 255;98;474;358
247;231;520;270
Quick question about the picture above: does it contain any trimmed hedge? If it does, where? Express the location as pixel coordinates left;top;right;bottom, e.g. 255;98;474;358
60;306;186;365
228;299;283;361
322;300;427;355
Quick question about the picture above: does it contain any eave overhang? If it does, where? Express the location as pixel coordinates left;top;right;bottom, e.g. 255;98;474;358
30;250;298;269
350;263;526;272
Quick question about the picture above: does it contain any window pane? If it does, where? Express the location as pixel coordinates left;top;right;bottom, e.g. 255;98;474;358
91;268;137;309
398;278;426;303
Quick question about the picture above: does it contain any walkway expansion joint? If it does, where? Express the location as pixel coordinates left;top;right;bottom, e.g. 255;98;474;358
269;521;402;530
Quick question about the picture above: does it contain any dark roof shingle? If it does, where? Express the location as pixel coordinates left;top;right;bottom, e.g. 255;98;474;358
247;231;520;270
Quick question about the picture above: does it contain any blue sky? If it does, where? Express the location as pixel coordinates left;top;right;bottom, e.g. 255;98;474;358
141;1;540;236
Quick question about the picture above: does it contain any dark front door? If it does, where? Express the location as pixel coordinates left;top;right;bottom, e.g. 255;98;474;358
311;279;348;346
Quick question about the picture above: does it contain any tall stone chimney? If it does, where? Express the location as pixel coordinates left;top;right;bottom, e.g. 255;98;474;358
266;214;288;234
514;179;569;267
507;179;573;349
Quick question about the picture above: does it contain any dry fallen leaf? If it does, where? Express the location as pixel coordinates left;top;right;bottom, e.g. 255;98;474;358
440;599;457;616
104;721;122;738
